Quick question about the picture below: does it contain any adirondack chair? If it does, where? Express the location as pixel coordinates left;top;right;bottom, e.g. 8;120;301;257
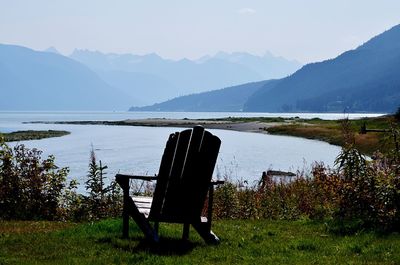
115;126;224;244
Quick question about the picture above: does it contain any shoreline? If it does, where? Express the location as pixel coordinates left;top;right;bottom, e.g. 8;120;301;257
28;115;392;156
28;118;285;135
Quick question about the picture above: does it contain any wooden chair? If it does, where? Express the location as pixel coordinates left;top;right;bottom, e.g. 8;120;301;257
115;126;224;244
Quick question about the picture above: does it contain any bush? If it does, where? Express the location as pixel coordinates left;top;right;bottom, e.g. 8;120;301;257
212;120;400;232
0;137;69;220
336;149;400;231
0;138;122;222
214;182;240;219
213;154;399;232
84;148;122;221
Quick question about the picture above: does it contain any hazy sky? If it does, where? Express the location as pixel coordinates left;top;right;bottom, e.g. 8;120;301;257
1;0;399;63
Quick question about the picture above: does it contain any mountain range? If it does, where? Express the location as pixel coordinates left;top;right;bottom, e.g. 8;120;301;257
0;45;301;110
70;50;301;105
134;24;400;113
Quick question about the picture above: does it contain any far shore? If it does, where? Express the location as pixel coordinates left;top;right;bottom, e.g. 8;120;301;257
28;118;284;135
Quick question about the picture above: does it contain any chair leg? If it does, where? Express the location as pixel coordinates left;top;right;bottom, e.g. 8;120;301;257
126;196;159;243
192;222;220;245
182;223;190;240
154;222;159;235
118;175;131;238
116;174;159;243
122;206;130;238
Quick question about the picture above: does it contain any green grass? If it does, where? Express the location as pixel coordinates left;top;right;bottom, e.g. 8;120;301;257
1;219;399;264
206;116;289;123
0;130;70;142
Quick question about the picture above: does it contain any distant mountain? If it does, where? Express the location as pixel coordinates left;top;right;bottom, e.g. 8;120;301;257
44;47;60;54
71;50;301;105
0;44;135;110
244;24;400;113
212;51;301;80
129;80;271;112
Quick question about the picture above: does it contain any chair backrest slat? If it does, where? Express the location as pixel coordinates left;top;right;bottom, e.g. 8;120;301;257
149;132;178;219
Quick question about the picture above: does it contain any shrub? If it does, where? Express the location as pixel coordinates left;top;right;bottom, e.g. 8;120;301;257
332;119;400;231
0;138;122;222
0;137;69;220
213;139;399;232
84;148;122;221
335;149;400;231
213;182;240;219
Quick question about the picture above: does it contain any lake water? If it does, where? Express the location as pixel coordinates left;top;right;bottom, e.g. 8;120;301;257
0;111;383;192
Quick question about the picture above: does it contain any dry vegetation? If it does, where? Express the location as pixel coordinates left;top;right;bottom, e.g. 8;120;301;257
266;116;393;155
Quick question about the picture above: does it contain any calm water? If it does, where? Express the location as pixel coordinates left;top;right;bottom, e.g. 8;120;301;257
0;111;383;192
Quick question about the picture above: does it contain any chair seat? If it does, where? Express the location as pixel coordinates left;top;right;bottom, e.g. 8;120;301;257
132;196;152;218
132;195;211;221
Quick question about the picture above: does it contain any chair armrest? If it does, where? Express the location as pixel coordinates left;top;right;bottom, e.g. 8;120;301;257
115;174;157;181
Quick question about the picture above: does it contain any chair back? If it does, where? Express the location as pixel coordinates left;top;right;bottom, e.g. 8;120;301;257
149;126;221;223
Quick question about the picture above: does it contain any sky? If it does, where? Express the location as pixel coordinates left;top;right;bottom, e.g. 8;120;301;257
0;0;399;64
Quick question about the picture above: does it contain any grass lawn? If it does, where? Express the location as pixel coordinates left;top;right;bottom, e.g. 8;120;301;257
1;219;399;265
